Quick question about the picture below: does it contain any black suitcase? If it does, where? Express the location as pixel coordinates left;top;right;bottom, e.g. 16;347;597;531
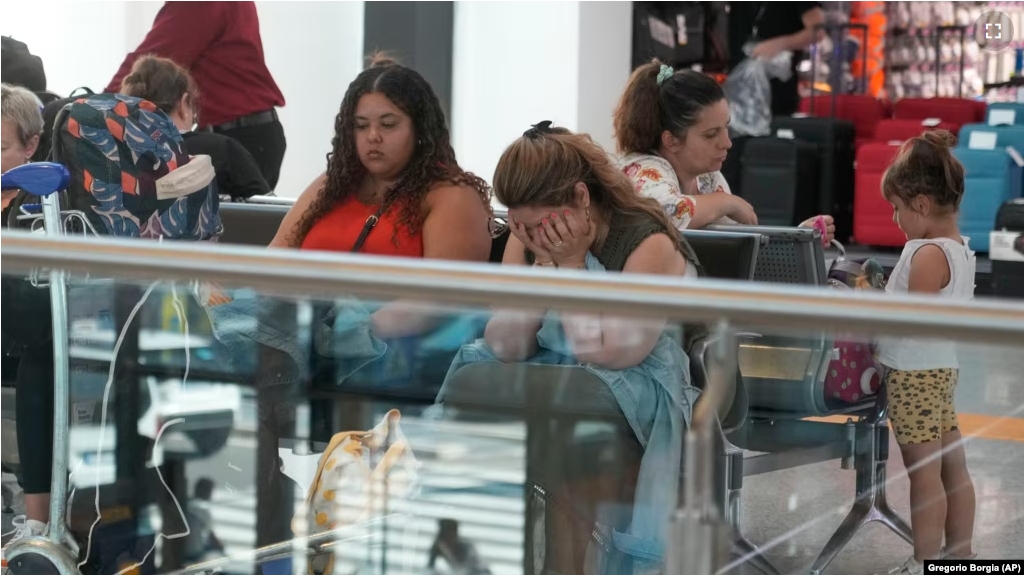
760;22;867;242
991;198;1024;299
770;116;856;241
632;3;676;69
669;3;705;66
721;134;752;193
738;137;821;227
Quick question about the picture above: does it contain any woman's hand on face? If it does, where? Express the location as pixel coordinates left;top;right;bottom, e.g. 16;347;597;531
511;218;554;264
537;210;595;268
729;196;759;225
799;214;836;245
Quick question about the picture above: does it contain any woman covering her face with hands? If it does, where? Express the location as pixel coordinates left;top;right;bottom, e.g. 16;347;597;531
440;122;702;573
511;200;597;271
486;121;703;367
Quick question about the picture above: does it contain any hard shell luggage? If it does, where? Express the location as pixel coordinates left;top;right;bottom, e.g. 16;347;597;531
798;94;890;148
720;134;752;193
986;102;1024;126
991;198;1024;299
872;119;955;143
770;117;856;242
853;142;905;247
632;3;676;69
737;137;821;228
892;97;984;133
957;123;1024;153
777;25;868;244
952;147;1023;252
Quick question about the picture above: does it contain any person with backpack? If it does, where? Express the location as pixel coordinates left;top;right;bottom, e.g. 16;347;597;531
45;90;221;241
119;55;271;200
105;1;287;190
3;74;222;572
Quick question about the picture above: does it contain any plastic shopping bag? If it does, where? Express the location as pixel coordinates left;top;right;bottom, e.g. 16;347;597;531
724;46;794;137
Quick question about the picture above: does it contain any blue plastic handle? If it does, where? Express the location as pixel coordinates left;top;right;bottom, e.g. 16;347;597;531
0;162;70;197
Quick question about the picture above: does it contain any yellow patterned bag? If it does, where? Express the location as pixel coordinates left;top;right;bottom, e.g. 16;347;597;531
299;409;419;575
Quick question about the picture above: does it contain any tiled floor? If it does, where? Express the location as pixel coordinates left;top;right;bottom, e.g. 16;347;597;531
733;343;1024;574
736;435;1024;575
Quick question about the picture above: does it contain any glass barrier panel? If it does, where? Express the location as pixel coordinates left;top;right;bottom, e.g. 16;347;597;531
4;270;701;575
2;262;1022;575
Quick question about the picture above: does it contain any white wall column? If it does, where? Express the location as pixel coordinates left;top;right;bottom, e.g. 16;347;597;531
256;1;365;197
450;1;633;198
577;1;633;152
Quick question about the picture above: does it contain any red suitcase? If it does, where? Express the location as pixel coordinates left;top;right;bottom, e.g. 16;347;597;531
853;142;906;247
799;94;890;149
872;119;956;142
892;97;985;134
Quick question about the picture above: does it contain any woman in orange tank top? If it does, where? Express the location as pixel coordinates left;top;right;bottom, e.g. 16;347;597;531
269;54;493;337
271;54;491;258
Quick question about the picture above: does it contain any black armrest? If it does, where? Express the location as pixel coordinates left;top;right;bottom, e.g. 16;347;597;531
219;202;289;247
682;229;764;281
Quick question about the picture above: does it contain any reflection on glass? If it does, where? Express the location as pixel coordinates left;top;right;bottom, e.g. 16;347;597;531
0;264;1022;575
38;275;692;575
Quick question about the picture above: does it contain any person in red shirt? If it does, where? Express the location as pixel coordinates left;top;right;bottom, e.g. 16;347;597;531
106;1;287;190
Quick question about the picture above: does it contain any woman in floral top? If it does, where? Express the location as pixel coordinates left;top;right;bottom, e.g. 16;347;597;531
612;59;836;241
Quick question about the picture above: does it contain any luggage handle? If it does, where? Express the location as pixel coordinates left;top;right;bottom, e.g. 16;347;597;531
809;23;869;118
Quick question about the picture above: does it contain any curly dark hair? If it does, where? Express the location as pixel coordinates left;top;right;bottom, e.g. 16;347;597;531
291;54;492;246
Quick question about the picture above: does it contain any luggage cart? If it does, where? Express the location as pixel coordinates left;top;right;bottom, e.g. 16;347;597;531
0;163;398;575
3;163;161;575
2;162;93;575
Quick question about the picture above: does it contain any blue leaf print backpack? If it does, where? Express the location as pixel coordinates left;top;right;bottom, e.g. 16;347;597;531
51;93;222;240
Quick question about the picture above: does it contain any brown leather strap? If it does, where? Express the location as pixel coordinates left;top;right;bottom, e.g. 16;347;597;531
351;205;386;253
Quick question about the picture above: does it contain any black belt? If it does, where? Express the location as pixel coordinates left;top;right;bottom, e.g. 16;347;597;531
208;109;278;132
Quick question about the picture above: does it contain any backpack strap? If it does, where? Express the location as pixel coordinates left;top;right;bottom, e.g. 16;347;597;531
49;100;75;164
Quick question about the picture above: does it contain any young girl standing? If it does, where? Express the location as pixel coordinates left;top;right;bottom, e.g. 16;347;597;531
875;130;977;574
